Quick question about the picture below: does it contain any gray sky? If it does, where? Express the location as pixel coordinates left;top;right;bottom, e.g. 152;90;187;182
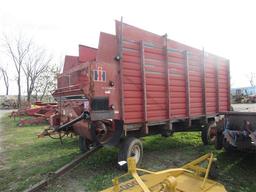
0;0;255;95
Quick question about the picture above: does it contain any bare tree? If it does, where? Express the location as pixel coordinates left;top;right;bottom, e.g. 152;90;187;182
22;48;51;102
248;72;256;87
2;34;31;108
34;64;59;101
0;66;9;95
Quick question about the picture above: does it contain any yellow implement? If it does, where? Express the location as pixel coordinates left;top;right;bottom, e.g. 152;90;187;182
101;153;226;192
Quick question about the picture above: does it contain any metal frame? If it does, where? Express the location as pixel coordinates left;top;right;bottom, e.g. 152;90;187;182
119;17;125;120
164;34;171;120
184;51;191;122
201;49;207;116
227;60;231;111
215;58;220;113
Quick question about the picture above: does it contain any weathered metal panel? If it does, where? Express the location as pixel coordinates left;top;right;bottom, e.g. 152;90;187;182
116;21;230;124
63;56;79;72
122;39;144;123
79;45;97;63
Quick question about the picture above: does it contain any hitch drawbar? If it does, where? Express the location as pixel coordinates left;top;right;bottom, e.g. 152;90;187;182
56;111;90;132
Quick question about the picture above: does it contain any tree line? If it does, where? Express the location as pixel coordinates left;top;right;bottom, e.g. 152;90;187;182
0;33;60;108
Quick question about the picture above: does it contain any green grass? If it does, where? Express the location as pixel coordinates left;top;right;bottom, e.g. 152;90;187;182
1;115;256;192
0;115;80;192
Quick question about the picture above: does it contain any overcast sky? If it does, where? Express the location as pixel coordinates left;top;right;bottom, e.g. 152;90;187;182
0;0;255;95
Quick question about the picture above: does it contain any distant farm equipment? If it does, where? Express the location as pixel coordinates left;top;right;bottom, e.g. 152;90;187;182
0;98;17;109
214;111;256;152
231;87;256;103
9;101;57;126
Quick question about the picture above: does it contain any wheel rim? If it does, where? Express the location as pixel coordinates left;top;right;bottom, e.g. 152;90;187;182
130;145;141;164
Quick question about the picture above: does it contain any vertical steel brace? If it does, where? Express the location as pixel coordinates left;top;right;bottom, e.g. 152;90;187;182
140;41;148;134
215;58;220;113
164;34;171;120
184;51;191;123
227;60;231;111
201;49;207;117
119;17;125;120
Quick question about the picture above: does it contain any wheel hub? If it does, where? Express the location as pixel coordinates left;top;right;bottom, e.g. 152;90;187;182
131;145;141;164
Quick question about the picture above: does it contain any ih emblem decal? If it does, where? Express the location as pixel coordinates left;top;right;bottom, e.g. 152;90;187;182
93;66;106;82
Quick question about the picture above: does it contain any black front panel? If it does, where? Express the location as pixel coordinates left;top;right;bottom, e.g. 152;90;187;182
91;97;109;111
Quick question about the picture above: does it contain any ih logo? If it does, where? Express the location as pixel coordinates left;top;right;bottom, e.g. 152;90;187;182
93;66;106;82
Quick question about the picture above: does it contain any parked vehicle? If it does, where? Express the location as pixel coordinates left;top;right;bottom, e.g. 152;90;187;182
215;111;256;152
231;86;256;103
41;20;230;167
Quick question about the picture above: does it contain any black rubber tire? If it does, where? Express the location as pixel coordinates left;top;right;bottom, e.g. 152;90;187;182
78;136;89;153
201;125;209;145
215;131;223;150
201;122;216;145
161;129;173;137
223;138;236;152
209;161;218;179
117;137;143;170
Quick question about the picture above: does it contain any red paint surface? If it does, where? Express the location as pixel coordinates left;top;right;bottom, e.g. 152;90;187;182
79;45;97;63
63;56;79;72
116;21;230;123
55;21;230;126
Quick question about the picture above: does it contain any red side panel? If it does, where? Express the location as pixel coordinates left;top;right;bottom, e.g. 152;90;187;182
205;54;218;114
63;56;79;73
168;50;187;118
216;58;230;112
188;52;203;116
116;21;163;47
122;40;143;122
79;45;97;63
96;32;118;63
144;44;167;121
116;21;230;124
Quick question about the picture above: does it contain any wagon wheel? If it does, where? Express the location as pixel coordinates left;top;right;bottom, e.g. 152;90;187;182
201;122;217;145
117;137;143;170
